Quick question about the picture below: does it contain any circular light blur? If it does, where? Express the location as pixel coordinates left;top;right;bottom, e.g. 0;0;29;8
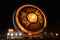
11;33;14;36
7;33;10;36
15;33;18;36
27;13;37;23
56;33;59;36
8;29;14;32
19;33;22;36
14;4;47;36
40;36;43;39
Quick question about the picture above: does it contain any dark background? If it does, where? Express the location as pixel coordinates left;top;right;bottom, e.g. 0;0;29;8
0;0;60;35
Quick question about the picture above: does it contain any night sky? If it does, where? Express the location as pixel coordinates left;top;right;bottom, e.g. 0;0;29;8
0;0;60;34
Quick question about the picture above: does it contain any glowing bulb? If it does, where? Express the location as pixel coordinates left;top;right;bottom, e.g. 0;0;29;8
7;33;10;36
27;13;37;23
28;33;32;36
11;33;14;36
19;33;22;35
15;33;18;36
19;33;22;36
8;29;14;32
56;33;59;36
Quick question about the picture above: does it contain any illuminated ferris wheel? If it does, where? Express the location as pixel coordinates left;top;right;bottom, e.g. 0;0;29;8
12;4;47;36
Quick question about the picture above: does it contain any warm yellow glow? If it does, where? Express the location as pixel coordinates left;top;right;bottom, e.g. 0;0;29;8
15;4;47;35
8;29;14;32
28;33;32;35
27;13;37;23
56;33;59;36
